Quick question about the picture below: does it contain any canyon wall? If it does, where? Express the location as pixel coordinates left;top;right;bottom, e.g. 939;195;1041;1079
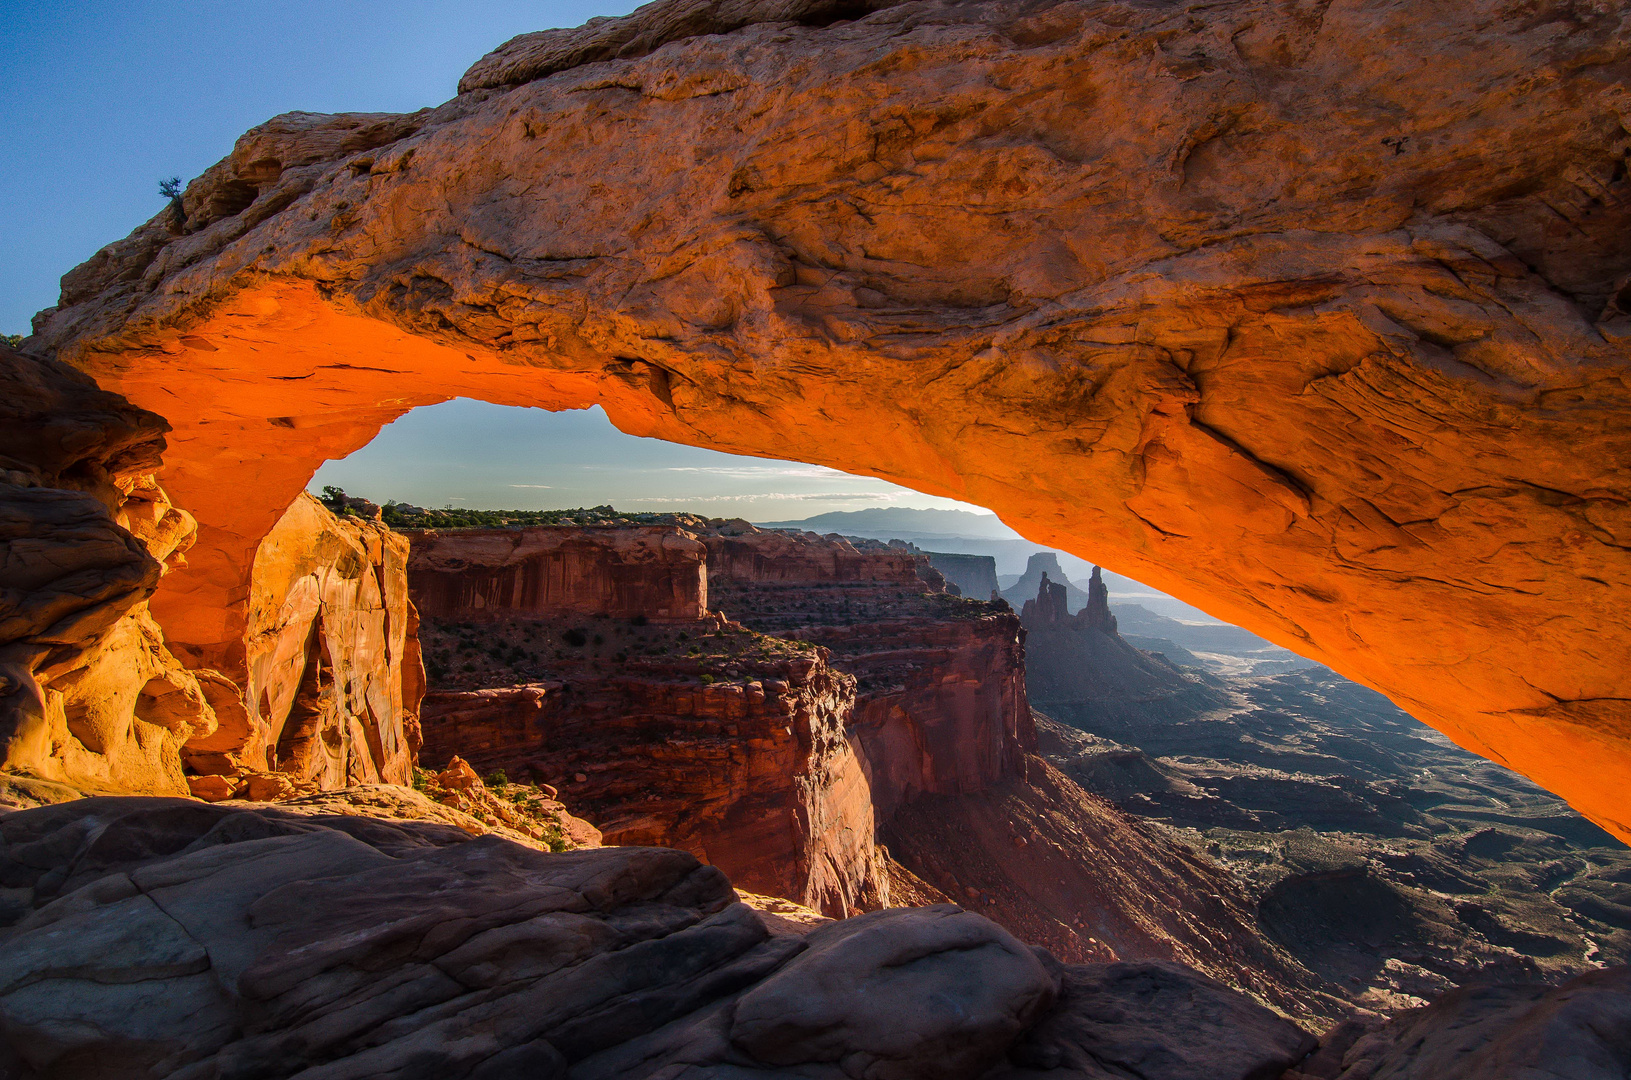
28;0;1631;840
412;610;885;916
408;525;707;621
703;527;1032;819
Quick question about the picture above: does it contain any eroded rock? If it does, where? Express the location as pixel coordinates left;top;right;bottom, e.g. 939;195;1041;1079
24;0;1631;839
0;797;1326;1080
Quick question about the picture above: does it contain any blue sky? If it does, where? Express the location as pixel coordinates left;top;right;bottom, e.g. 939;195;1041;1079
3;2;988;519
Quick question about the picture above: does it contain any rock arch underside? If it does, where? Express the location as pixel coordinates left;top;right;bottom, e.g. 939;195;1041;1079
22;0;1631;841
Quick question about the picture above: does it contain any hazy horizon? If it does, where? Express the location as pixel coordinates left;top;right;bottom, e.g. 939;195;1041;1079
309;399;995;520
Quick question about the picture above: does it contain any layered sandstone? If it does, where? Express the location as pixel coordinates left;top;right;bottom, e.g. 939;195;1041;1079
1;354;423;799
413;611;885;916
0;346;214;796
704;526;1033;815
407;524;707;620
30;0;1631;839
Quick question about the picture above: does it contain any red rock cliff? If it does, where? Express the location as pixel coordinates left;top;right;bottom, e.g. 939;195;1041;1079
408;525;707;621
704;527;1032;819
413;610;885;915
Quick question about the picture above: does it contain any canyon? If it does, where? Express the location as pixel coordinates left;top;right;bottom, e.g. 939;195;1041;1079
14;0;1631;843
3;0;1631;1073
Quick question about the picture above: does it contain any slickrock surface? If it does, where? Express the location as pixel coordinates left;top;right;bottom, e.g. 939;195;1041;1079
408;524;709;620
27;0;1631;839
415;612;886;915
1299;967;1631;1080
0;796;1324;1080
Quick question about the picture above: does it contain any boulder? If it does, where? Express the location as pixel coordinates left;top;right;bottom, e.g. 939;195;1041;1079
1331;966;1631;1080
0;796;1329;1080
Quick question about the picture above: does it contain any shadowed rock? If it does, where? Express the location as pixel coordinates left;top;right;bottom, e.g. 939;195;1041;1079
0;797;1324;1080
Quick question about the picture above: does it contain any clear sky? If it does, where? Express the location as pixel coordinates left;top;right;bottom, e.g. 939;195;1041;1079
4;2;991;519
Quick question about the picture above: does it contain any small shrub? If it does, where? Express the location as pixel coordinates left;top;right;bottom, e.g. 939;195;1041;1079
700;674;715;685
485;769;509;788
562;628;587;647
2;333;21;350
592;634;604;646
411;767;433;792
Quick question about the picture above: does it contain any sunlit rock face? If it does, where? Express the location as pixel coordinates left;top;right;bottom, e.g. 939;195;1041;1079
0;353;420;797
27;0;1631;838
227;494;420;788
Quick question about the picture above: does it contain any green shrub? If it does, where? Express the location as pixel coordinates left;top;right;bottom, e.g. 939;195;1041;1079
2;334;21;350
700;674;715;685
485;769;509;788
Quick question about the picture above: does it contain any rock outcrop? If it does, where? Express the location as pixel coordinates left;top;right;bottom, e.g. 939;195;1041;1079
408;525;708;621
1;350;424;800
0;796;1324;1080
27;0;1631;838
412;602;885;916
0;345;215;797
706;526;1033;816
1294;966;1631;1080
216;493;421;789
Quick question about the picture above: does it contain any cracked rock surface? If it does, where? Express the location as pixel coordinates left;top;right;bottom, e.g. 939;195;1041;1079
0;797;1321;1080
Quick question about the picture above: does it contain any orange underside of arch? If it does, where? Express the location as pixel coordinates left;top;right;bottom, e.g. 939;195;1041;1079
84;279;1631;845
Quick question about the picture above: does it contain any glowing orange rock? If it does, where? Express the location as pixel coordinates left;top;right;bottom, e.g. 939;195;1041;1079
28;0;1631;838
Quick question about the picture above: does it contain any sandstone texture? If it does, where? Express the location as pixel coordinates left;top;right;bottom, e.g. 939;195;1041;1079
1301;966;1631;1080
408;524;709;621
1;345;212;797
27;0;1631;837
414;611;886;916
218;492;421;788
2;344;426;799
0;796;1328;1080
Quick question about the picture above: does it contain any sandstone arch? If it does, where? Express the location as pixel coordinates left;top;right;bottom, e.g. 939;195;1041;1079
29;0;1631;839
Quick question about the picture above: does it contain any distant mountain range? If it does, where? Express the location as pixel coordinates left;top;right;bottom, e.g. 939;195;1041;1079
755;507;1022;541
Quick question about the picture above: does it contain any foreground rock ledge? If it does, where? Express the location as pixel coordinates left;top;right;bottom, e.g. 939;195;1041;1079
3;798;1629;1079
0;798;1318;1079
26;0;1631;839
